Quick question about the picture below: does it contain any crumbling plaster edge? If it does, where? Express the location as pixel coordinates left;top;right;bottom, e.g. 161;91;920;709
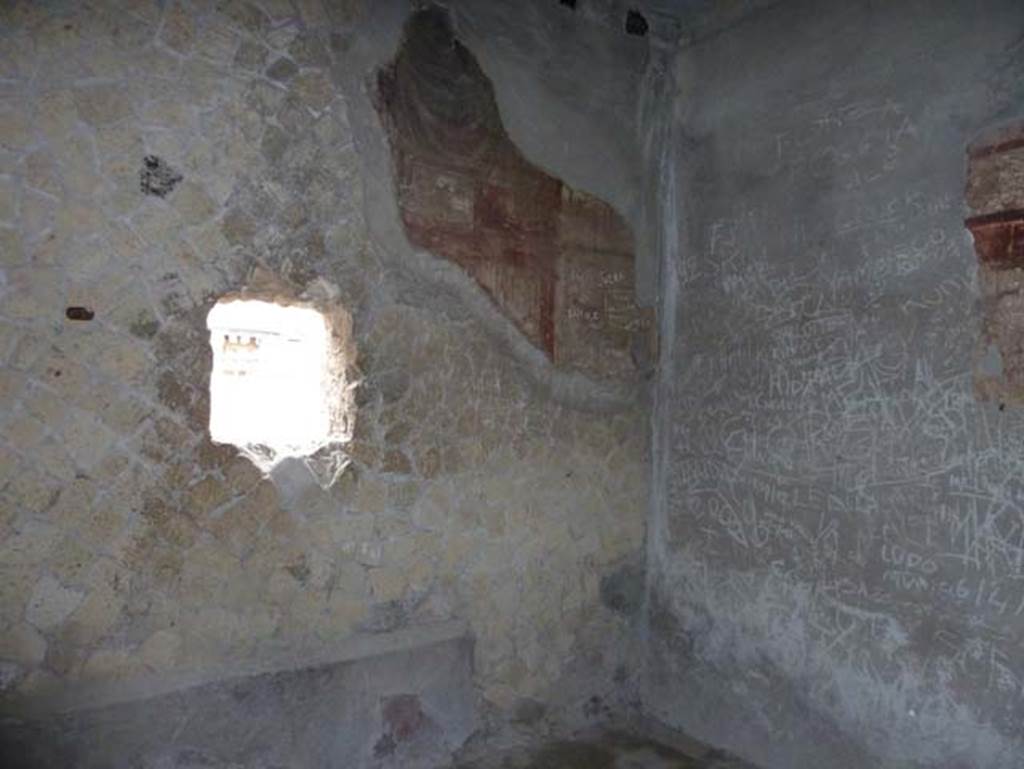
332;0;647;414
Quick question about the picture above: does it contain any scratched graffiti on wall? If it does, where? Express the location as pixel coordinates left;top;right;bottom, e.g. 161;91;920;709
375;6;652;382
650;45;1024;762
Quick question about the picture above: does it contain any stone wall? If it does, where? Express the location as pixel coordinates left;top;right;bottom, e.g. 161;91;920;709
0;0;648;738
645;1;1024;768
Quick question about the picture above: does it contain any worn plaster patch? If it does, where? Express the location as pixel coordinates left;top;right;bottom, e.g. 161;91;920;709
25;575;84;632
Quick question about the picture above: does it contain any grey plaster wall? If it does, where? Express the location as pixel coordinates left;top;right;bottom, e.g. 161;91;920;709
646;1;1024;767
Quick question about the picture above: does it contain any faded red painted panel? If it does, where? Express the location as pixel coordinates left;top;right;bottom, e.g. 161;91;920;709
967;122;1024;405
965;210;1024;269
375;7;649;381
381;694;427;741
969;137;1024;160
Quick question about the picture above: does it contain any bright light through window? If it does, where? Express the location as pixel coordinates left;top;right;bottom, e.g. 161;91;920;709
207;299;334;466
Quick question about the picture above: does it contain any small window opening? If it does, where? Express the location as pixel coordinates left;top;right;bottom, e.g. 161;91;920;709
560;0;577;8
206;296;355;483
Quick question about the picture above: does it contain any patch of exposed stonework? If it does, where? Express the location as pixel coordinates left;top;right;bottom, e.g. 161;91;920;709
0;0;646;743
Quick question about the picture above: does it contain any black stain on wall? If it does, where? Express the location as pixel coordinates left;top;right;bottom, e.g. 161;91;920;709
372;733;397;758
140;155;183;197
599;560;645;616
65;306;95;321
625;10;648;36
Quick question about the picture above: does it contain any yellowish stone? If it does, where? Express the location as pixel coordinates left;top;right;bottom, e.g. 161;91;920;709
186;475;234;519
0;622;46;665
25;575;84;631
159;4;194;53
138;629;182;673
0;175;15;222
0;108;33;151
171;181;217;225
36;90;78;142
73;84;134;127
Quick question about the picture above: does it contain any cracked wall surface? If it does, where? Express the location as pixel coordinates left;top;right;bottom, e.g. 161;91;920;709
0;0;649;757
645;1;1024;768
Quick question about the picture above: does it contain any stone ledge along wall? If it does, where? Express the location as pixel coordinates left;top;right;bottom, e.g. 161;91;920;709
645;1;1024;768
0;0;649;753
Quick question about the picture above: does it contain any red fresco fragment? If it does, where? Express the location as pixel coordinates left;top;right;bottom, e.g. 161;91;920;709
375;7;646;376
965;210;1024;270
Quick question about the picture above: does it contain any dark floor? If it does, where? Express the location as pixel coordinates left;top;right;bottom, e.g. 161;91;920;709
450;731;752;769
